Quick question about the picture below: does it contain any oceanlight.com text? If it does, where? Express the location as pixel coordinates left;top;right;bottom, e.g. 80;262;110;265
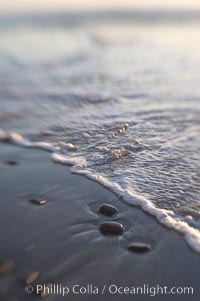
25;283;194;297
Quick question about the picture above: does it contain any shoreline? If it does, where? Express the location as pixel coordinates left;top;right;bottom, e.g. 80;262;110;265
1;129;200;254
0;143;200;300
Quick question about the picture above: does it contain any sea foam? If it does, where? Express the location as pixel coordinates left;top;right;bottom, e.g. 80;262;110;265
1;128;200;254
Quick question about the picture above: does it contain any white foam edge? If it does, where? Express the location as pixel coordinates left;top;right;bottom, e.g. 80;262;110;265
1;128;200;254
78;171;200;253
0;130;60;152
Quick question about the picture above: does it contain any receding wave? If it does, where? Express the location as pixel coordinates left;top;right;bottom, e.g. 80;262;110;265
1;128;200;254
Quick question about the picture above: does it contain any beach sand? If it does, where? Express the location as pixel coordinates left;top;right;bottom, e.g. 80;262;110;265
0;143;200;300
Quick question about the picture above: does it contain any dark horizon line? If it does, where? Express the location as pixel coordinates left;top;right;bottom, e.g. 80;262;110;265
0;8;200;26
1;7;200;17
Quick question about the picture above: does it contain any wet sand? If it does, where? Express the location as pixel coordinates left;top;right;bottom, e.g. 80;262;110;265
0;143;200;301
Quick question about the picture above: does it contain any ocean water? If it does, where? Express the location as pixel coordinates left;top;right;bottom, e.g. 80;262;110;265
0;12;200;252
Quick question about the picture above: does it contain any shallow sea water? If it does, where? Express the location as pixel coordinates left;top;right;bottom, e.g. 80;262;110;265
0;13;200;252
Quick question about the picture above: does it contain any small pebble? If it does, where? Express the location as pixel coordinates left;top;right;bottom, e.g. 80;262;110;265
39;283;52;298
24;271;39;285
30;199;47;205
128;242;151;254
99;221;124;236
98;204;118;217
0;259;15;276
6;160;18;166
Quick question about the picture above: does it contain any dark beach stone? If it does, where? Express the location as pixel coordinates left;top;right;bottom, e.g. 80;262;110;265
99;221;124;236
30;199;47;205
98;204;118;217
24;271;39;285
128;242;151;254
0;259;15;276
6;160;18;166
